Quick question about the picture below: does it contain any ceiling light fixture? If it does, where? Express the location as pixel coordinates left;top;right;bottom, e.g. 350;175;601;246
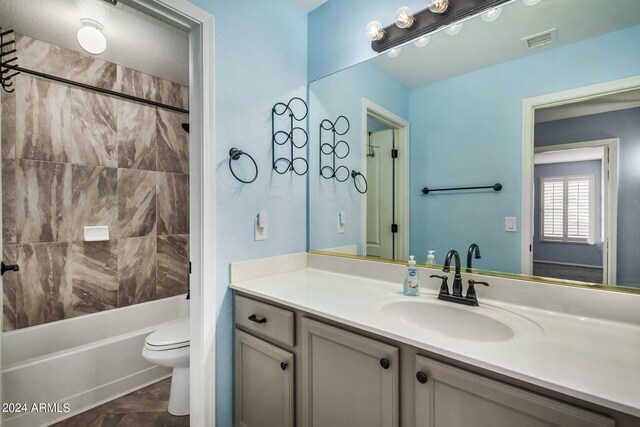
395;7;415;29
481;7;502;22
522;0;542;5
368;0;511;53
77;19;107;55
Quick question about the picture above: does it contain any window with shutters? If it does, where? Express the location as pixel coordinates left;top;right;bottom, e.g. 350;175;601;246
540;175;594;244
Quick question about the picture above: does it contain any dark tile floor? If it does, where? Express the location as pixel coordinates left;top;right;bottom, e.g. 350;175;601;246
533;262;603;283
53;378;189;427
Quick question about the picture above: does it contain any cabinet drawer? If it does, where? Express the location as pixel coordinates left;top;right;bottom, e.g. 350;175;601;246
235;295;295;347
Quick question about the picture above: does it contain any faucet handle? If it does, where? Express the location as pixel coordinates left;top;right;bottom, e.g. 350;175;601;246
466;279;489;301
431;275;450;296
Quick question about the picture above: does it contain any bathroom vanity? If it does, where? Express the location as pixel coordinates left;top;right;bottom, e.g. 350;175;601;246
230;253;640;427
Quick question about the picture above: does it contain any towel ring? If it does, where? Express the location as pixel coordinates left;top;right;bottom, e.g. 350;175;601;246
351;170;368;194
229;148;258;184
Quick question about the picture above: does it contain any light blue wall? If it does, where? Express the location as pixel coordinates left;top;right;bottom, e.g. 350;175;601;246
186;1;307;425
408;24;640;273
308;0;425;80
308;60;409;253
533;160;603;267
535;108;640;287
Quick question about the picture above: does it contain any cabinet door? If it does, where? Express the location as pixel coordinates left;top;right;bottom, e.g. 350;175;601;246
301;317;399;427
414;355;614;427
234;329;294;427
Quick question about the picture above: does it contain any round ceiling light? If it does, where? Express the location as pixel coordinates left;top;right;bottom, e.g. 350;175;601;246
77;19;107;55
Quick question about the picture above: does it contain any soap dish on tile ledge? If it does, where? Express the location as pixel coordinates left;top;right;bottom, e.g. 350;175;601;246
84;226;110;242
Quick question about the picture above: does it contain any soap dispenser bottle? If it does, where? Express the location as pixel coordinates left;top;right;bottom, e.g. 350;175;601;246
426;250;435;265
404;255;420;296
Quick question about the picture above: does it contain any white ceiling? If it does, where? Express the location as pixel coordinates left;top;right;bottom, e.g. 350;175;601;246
0;0;189;85
536;89;640;123
371;0;640;89
291;0;327;13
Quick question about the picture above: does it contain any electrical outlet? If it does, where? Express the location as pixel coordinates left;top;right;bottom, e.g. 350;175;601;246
337;211;346;234
255;218;267;241
505;216;517;232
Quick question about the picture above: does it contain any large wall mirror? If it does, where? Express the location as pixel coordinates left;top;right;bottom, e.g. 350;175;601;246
307;0;640;291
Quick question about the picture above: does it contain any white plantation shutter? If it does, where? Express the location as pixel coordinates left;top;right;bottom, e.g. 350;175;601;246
540;175;594;243
567;177;591;241
542;178;564;239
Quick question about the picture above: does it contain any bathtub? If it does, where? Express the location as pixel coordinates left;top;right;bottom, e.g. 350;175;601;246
2;295;189;427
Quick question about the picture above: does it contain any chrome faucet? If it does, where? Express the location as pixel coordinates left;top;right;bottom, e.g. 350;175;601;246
443;249;463;297
466;243;481;272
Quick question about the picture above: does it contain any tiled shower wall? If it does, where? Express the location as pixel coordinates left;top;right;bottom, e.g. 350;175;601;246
1;35;190;331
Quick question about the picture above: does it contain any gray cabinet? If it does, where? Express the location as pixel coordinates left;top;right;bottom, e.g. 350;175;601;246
414;355;614;427
301;317;399;427
234;329;294;427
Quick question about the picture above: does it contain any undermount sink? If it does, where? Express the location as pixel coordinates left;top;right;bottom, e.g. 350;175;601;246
381;299;541;342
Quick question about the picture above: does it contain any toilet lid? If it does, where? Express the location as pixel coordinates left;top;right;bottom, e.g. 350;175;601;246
145;318;190;349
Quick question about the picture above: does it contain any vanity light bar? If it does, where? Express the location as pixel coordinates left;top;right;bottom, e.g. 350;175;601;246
371;0;512;53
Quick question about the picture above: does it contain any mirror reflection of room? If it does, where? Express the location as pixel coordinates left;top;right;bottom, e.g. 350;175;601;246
308;0;640;290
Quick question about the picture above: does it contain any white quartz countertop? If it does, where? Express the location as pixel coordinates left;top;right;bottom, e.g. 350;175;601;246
230;268;640;417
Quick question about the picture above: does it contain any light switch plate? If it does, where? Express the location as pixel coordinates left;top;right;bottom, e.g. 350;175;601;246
505;216;517;232
255;218;267;241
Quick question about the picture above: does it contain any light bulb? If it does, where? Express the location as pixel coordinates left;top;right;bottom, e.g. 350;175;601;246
366;20;385;41
429;0;449;15
386;47;402;58
413;35;431;48
445;22;463;36
481;7;502;22
77;19;106;55
395;7;415;29
522;0;542;5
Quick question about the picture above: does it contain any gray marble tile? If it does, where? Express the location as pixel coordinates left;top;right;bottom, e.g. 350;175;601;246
16;160;72;243
158;79;189;110
71;52;118;90
117;101;156;170
117;169;156;237
117;66;160;103
71;89;118;167
72;241;118;316
17;242;72;328
1;88;16;159
157;235;189;299
16;75;71;162
2;245;17;332
3;159;16;244
72;165;118;241
157;172;189;235
118;236;156;307
157;109;189;174
16;34;71;79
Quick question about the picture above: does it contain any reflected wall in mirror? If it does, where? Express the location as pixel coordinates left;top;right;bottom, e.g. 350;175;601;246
308;0;640;290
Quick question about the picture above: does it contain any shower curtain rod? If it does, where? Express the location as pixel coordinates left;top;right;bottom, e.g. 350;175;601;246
9;65;189;114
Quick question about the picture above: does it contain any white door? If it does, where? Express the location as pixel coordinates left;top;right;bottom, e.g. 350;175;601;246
366;130;395;259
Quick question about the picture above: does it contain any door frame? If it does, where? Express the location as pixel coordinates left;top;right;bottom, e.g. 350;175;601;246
533;138;619;284
122;0;216;424
361;98;410;261
521;75;640;280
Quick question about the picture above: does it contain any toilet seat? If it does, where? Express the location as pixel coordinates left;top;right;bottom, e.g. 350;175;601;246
145;319;190;351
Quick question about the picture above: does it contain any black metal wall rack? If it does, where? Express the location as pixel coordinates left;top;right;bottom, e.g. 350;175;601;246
319;115;351;182
272;97;308;176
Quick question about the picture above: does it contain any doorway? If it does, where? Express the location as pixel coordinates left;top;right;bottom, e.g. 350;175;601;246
361;99;409;261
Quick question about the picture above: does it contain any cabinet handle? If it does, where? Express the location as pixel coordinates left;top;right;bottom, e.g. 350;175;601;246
248;314;267;324
380;358;390;369
280;362;288;371
416;371;428;384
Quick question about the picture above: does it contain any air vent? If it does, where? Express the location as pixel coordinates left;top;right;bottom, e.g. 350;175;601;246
522;28;557;50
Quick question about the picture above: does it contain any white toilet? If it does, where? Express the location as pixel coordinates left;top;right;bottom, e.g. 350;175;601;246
142;318;190;416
